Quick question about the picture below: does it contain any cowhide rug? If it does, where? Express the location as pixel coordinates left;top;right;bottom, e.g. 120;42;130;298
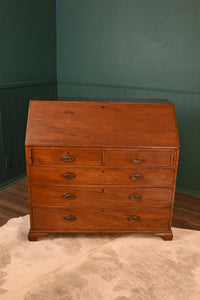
0;215;200;300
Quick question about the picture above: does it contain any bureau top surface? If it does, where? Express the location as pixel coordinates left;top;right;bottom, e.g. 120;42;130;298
25;100;179;148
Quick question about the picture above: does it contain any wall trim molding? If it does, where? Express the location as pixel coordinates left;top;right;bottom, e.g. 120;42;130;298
1;78;199;95
176;186;200;197
0;79;57;90
58;79;200;96
0;173;26;191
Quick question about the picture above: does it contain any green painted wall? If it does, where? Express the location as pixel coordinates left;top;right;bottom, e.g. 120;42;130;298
57;0;200;195
57;0;200;92
0;0;56;83
0;0;57;188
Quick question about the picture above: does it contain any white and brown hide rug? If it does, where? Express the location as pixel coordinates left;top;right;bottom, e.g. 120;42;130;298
0;215;200;300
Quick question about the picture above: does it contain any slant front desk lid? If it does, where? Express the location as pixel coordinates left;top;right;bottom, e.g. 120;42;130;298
25;100;179;149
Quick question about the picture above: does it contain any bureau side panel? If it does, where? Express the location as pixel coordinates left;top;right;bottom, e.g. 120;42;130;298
25;146;33;230
169;149;180;228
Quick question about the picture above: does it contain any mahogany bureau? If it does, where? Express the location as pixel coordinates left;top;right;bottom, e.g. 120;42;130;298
25;99;179;241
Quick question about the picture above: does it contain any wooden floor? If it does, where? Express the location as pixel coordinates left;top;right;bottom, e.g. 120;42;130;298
0;179;29;227
0;178;199;230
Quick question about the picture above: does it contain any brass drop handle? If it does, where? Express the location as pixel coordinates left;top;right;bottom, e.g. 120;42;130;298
64;215;77;222
63;193;76;200
130;174;143;181
61;154;75;162
128;194;142;201
62;172;76;179
131;155;145;164
128;215;140;222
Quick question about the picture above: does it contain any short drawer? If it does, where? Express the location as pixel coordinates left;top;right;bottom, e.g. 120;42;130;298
31;186;172;208
32;207;170;232
104;150;172;167
32;148;102;165
30;167;175;187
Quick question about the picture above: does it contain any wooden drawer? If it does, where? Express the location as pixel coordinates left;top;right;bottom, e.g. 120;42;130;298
30;166;174;187
30;166;104;185
31;186;172;208
104;150;172;167
104;168;174;186
32;207;170;232
32;148;102;165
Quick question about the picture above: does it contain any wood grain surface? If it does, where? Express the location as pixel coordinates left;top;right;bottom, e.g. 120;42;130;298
32;148;102;165
31;185;173;208
31;206;170;232
29;166;175;186
104;150;172;166
25;101;179;148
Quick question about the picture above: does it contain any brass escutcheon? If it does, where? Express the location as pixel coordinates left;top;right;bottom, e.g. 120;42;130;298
131;154;145;164
128;215;140;222
130;174;143;181
61;154;75;162
62;172;76;179
64;215;77;222
128;194;142;201
63;193;76;200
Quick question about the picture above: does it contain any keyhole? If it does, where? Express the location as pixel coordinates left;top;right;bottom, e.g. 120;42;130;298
102;209;104;213
102;189;104;193
102;170;104;173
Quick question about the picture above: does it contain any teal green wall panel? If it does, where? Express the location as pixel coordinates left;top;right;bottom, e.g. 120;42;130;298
0;83;57;189
0;0;56;83
0;108;3;157
0;0;57;189
0;108;4;183
0;159;5;185
57;0;200;93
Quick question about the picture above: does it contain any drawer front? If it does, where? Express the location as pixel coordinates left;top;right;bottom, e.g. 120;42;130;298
104;168;174;186
32;207;170;231
31;186;172;208
32;148;102;165
105;150;172;167
30;166;104;185
30;167;174;187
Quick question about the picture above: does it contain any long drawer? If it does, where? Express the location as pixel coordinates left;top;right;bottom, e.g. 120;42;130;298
32;207;170;231
30;166;175;187
31;186;173;208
